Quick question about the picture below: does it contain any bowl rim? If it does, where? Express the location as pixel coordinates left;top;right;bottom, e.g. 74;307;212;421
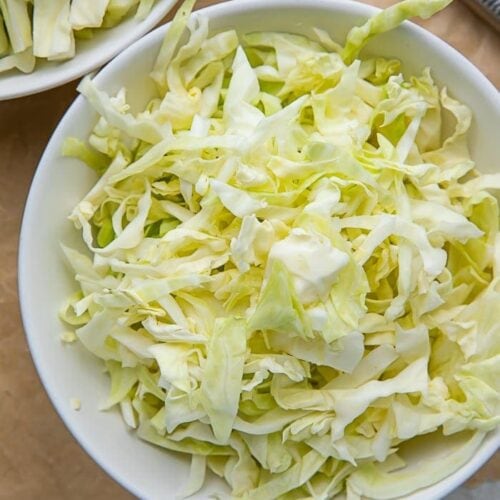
18;0;500;498
0;0;177;101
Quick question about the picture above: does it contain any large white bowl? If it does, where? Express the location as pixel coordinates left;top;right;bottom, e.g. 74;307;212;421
19;1;500;498
0;0;176;100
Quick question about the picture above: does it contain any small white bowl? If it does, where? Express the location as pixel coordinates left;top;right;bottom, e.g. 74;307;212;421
0;0;176;101
18;1;500;498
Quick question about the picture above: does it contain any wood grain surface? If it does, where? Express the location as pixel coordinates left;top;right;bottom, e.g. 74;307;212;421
0;1;498;498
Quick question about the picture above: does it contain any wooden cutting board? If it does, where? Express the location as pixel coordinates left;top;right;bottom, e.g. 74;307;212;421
0;1;497;498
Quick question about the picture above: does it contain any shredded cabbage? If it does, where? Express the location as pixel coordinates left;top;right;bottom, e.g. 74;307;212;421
61;0;500;498
0;0;159;73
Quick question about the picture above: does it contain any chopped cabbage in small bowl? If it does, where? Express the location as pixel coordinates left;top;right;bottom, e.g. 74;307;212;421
0;0;158;74
59;0;500;498
0;0;178;100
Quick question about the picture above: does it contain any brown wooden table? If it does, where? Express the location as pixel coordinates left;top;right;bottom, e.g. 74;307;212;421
0;1;498;498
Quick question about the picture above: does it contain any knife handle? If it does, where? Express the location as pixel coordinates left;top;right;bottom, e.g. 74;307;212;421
461;0;500;32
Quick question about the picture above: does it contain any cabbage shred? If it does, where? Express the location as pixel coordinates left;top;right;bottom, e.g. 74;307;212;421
62;0;500;498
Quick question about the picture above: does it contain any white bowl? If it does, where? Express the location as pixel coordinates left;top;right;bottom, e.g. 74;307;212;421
19;0;500;498
0;0;176;101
